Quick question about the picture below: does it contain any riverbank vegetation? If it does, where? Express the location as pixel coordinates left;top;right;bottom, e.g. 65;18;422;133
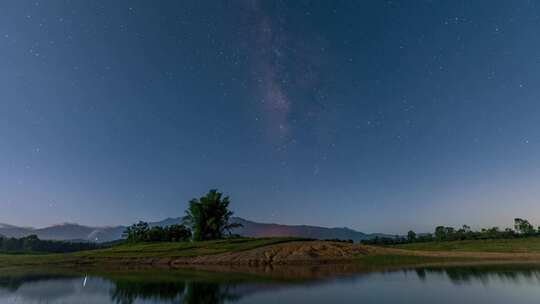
122;189;242;244
0;237;305;268
183;189;242;241
123;222;192;243
362;218;539;246
5;236;540;269
0;234;99;254
0;189;241;255
393;237;540;253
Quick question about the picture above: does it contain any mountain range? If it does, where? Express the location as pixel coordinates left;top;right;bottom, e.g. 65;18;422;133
0;217;389;243
231;218;390;242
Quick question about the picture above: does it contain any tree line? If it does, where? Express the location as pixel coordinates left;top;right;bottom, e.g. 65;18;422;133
0;234;99;253
123;189;242;243
123;222;191;243
362;218;539;245
0;189;242;253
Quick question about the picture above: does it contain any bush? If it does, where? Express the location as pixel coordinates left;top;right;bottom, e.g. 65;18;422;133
362;218;540;246
123;222;191;243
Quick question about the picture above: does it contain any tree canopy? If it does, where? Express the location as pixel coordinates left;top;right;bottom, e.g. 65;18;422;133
363;218;540;245
514;218;535;235
183;189;242;241
122;189;241;243
123;222;191;243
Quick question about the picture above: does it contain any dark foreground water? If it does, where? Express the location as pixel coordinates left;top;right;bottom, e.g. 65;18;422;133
2;265;540;303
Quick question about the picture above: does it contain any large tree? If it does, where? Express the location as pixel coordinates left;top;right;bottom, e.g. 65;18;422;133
123;221;150;242
406;230;416;242
434;226;446;241
183;189;242;241
514;218;535;235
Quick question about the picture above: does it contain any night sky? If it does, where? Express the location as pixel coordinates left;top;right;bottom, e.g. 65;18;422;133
2;1;540;234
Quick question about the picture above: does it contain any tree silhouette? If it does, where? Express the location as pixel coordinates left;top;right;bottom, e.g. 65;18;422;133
123;222;190;243
514;218;535;235
407;230;416;242
183;189;242;241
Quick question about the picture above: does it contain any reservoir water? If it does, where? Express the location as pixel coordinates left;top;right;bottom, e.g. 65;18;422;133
2;265;540;303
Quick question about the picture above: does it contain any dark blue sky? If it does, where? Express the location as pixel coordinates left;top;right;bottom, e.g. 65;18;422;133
1;1;540;233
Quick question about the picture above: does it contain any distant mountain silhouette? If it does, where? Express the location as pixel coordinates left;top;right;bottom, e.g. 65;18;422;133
0;219;187;243
229;217;388;242
0;223;126;243
0;223;34;239
0;217;388;243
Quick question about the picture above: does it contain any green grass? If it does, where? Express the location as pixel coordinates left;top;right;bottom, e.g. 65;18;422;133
82;237;305;258
0;237;306;268
393;237;540;253
3;237;540;271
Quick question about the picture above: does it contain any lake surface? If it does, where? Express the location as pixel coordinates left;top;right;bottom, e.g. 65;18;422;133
2;265;540;303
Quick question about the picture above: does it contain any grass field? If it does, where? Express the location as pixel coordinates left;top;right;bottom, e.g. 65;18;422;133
393;237;540;253
3;237;540;270
83;237;304;258
0;237;305;268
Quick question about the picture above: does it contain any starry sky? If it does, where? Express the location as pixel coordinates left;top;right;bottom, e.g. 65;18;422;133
2;1;540;234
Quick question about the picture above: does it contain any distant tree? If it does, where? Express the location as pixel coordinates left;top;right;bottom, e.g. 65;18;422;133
407;230;417;242
486;227;500;239
444;227;456;240
165;224;192;242
123;221;191;243
503;228;516;238
21;234;39;251
514;218;535;236
364;219;538;246
123;221;150;242
455;225;469;240
0;234;98;253
146;226;165;242
417;233;434;243
434;226;446;241
183;189;242;241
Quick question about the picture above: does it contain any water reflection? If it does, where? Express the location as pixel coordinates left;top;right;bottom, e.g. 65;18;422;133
110;279;186;303
0;273;78;292
181;283;241;304
1;265;540;303
415;265;540;284
110;280;242;304
0;269;260;304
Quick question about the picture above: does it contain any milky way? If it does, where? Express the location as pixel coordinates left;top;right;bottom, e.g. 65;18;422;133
243;1;329;142
1;1;540;233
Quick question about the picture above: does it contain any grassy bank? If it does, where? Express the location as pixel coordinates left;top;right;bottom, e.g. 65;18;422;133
0;237;305;268
83;237;304;258
3;237;540;270
393;237;540;253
